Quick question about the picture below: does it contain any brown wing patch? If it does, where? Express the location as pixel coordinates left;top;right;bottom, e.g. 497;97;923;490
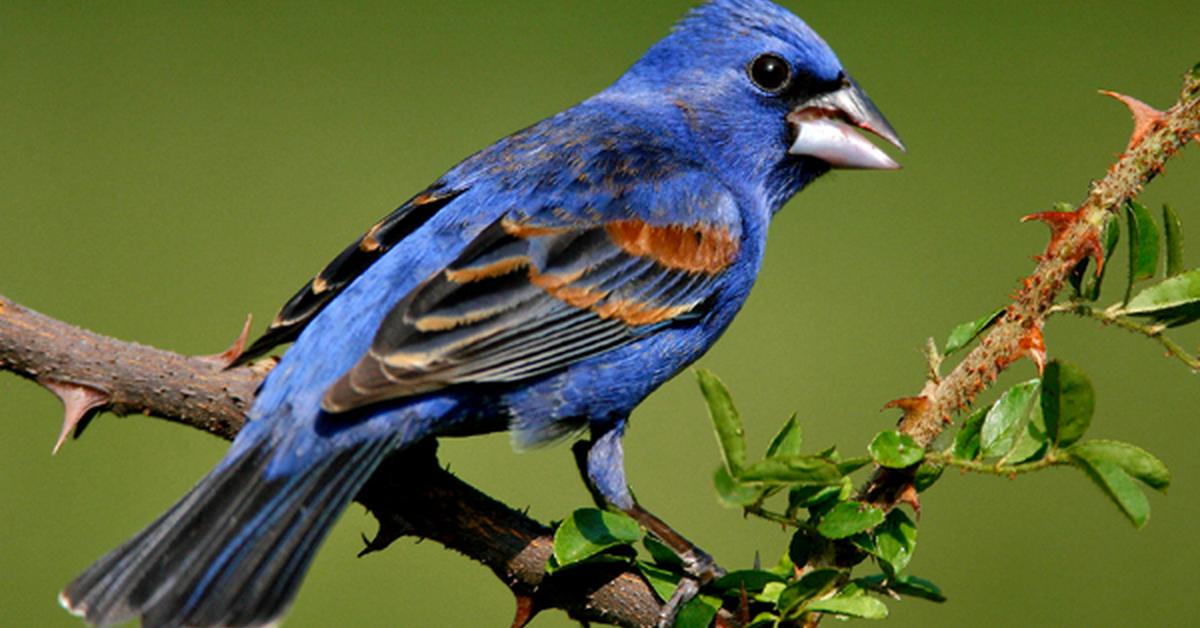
604;220;738;274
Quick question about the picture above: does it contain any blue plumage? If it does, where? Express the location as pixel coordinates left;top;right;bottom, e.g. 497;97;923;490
61;1;903;625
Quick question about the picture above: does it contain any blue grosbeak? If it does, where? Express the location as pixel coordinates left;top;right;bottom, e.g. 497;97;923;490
62;0;902;625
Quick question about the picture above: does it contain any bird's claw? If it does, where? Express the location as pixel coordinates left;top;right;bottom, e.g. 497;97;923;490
656;577;700;628
654;547;726;627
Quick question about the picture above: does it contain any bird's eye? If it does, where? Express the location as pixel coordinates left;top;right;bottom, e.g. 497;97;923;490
749;54;790;93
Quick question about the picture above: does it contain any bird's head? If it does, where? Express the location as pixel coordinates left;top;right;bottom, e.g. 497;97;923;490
614;0;904;205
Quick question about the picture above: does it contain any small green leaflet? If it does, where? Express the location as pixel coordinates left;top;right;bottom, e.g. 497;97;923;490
765;413;804;459
858;574;947;603
1124;269;1200;326
1041;360;1094;448
1125;200;1160;302
1068;440;1170;491
953;406;988;460
980;380;1040;458
868;430;924;469
817;501;886;539
1163;204;1185;277
697;368;746;475
1070;454;1150;528
806;587;889;620
874;509;917;576
944;308;1005;355
551;508;642;568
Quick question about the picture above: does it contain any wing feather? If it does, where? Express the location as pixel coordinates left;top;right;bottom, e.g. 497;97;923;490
321;214;739;413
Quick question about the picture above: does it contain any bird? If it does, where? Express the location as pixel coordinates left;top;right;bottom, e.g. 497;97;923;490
60;1;903;626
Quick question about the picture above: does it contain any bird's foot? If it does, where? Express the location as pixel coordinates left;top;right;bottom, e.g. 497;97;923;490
655;544;726;627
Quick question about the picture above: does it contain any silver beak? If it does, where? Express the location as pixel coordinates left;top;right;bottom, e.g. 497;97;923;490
787;77;905;170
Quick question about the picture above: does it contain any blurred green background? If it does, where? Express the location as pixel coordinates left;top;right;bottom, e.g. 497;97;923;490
3;1;1199;626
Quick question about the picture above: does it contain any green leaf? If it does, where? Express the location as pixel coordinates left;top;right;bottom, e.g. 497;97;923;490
765;413;804;459
738;456;843;484
874;509;917;576
788;483;844;518
858;574;947;603
747;612;781;628
980;380;1040;458
1005;400;1049;464
788;528;822;568
952;406;988;460
1070;454;1150;528
1125;269;1200;326
777;568;841;616
713;466;765;508
944;308;1004;355
1164;203;1185;277
913;463;945;492
817;501;886;539
643;536;683;568
675;593;722;628
698;369;746;475
1068;440;1170;491
713;569;787;594
868;430;925;469
552;508;642;568
837;456;872;476
1041;360;1094;448
637;561;681;601
755;581;786;605
807;593;889;620
1080;218;1121;301
1125;200;1160;300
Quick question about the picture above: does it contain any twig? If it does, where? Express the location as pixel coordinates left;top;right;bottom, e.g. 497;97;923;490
1050;301;1200;370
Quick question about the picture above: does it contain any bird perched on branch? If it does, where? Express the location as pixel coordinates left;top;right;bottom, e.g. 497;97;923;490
61;0;903;625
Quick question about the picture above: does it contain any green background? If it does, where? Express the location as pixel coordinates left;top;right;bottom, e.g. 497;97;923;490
3;1;1199;626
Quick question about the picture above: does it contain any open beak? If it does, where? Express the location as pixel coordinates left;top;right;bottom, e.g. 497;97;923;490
787;76;905;170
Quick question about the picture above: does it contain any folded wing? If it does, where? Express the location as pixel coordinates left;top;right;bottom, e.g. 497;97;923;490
321;213;740;413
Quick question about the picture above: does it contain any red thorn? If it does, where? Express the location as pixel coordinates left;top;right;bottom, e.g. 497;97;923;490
1017;325;1047;375
1099;90;1165;152
41;379;110;455
1022;209;1105;271
897;484;921;519
202;314;253;368
737;583;751;626
511;593;538;628
1022;210;1082;258
882;396;930;422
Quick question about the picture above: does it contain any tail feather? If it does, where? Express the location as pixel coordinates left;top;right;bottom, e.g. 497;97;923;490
61;436;396;628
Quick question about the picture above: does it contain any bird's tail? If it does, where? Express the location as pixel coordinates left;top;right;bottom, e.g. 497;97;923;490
60;434;398;628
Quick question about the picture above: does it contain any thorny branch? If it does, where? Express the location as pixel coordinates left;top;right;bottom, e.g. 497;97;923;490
0;297;664;627
1;65;1197;627
859;67;1200;511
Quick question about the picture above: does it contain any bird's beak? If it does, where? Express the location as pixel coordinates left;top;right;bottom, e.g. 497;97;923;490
786;77;905;170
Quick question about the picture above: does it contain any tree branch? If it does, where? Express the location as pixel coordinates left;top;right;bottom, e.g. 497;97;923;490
861;67;1200;504
0;295;665;627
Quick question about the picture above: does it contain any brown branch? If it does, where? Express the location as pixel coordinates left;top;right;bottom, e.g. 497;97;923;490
0;295;664;627
862;66;1200;503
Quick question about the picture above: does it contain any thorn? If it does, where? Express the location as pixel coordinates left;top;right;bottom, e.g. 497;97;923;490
883;396;934;422
1017;324;1047;375
511;592;539;628
357;515;413;557
1021;210;1104;270
753;550;761;571
202;314;253;368
1099;90;1165;152
41;379;110;455
897;484;921;519
738;583;751;626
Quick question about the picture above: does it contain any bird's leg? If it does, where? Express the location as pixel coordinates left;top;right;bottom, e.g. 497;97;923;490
574;426;725;626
